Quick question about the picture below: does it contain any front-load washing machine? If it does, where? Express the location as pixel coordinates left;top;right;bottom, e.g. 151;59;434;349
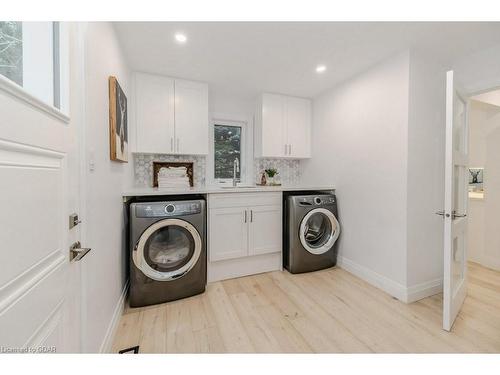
129;198;206;307
284;193;340;274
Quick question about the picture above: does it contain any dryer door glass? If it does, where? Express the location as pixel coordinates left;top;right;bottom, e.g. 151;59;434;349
299;208;340;255
144;225;194;272
134;218;202;281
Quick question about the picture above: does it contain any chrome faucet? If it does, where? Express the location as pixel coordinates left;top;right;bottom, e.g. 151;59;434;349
233;158;240;187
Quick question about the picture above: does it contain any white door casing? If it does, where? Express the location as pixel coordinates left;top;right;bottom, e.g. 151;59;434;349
442;70;469;331
0;23;83;352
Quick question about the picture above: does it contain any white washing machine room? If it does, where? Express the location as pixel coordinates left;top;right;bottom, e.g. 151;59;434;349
127;191;340;307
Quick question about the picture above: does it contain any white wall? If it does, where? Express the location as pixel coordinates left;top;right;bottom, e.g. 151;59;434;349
82;22;132;352
301;51;411;295
301;50;447;302
405;50;446;292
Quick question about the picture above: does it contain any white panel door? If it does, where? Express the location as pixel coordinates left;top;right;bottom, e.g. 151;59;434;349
248;205;282;256
0;24;83;352
134;72;175;153
286;96;311;158
209;207;248;261
442;70;469;331
261;93;286;157
174;79;208;155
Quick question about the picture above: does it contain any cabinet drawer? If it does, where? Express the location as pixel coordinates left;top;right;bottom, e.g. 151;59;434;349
208;192;281;209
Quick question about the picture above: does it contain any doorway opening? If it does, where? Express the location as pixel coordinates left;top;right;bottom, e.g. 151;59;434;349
466;89;500;299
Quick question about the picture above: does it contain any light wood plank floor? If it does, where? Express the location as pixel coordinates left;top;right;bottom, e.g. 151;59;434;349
111;262;500;353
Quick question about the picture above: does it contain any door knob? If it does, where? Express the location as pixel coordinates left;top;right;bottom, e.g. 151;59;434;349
69;241;92;262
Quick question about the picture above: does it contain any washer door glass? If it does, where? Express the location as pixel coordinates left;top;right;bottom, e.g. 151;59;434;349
144;226;194;272
299;208;340;255
134;218;202;281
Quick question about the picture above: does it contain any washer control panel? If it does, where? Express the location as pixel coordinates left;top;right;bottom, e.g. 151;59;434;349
135;201;203;218
296;194;335;207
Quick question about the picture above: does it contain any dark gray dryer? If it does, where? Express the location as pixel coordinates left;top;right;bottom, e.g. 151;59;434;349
129;198;206;307
284;193;340;274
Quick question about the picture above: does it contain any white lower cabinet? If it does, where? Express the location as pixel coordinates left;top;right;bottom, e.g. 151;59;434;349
248;205;282;256
208;193;282;282
209;207;248;261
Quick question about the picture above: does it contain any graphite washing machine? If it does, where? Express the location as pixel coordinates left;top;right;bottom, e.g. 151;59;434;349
284;192;341;274
129;198;206;307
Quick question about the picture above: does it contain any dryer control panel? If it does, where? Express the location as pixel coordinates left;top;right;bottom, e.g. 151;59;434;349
135;201;203;218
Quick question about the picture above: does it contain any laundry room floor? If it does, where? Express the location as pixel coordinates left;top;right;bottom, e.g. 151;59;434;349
111;264;500;353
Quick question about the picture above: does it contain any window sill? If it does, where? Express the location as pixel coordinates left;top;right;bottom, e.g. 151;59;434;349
0;75;70;124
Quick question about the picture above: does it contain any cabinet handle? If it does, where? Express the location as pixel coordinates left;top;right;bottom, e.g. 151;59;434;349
250;210;253;223
289;144;292;155
170;137;174;152
244;210;247;223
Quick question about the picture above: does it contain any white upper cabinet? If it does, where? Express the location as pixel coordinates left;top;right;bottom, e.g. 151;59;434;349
174;79;209;155
285;96;311;158
255;93;311;159
133;72;208;155
134;72;175;154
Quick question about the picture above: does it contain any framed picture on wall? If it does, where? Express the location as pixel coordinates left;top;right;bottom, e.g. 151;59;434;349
108;76;128;162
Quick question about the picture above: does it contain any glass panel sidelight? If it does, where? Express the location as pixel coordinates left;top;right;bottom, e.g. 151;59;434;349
0;21;23;86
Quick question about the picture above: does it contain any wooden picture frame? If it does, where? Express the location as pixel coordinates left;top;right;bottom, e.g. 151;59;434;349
153;162;194;188
108;76;128;162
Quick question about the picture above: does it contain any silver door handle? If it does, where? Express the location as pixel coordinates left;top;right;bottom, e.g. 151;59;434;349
70;241;91;262
452;211;467;219
244;210;247;223
435;210;450;218
250;210;253;223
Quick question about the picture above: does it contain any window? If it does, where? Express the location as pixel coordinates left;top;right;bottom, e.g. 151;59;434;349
0;21;62;109
214;124;242;182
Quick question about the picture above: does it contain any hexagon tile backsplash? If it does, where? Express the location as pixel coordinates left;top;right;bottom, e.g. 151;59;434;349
253;158;301;186
133;154;301;187
134;154;207;187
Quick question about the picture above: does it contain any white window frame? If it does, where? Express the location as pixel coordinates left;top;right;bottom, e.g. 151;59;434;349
0;22;70;123
208;114;254;186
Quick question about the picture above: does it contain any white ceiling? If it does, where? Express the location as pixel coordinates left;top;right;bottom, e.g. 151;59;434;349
114;22;500;99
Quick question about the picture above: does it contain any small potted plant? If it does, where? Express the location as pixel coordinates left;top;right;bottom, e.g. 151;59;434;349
265;168;279;186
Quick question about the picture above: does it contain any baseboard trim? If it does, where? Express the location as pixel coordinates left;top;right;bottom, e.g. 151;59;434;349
406;278;443;303
337;256;407;302
337;256;442;303
99;281;129;353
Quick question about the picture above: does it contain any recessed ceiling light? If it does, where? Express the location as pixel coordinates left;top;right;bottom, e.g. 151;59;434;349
174;33;187;44
316;65;327;73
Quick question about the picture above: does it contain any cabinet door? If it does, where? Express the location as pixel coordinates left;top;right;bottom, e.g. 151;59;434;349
209;207;248;261
248;205;282;256
174;79;209;155
286;96;311;158
134;73;175;153
261;93;286;157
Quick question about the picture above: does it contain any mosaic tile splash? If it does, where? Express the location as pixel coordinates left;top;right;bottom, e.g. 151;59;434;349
253;158;301;186
134;154;301;187
134;154;206;187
